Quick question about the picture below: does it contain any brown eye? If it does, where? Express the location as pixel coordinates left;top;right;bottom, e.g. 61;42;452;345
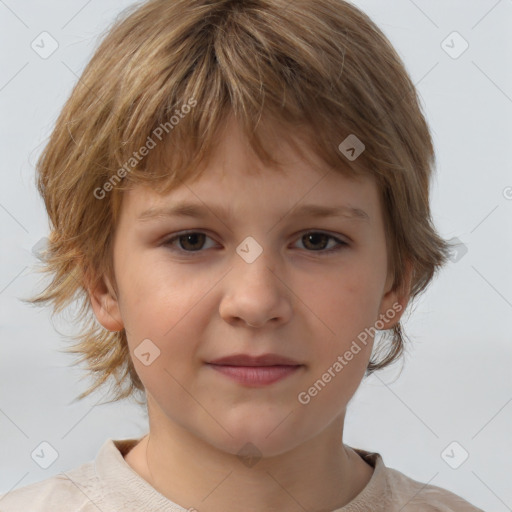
176;233;206;251
295;231;348;254
162;230;348;256
163;232;216;253
302;232;330;251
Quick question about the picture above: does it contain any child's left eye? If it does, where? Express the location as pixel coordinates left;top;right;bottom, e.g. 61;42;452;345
161;230;348;256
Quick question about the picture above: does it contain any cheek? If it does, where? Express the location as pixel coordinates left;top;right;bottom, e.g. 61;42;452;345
116;251;201;335
310;265;384;336
298;278;377;414
120;265;215;374
301;266;383;395
127;318;202;413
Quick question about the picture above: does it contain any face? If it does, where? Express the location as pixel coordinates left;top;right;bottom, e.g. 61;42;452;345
90;116;410;458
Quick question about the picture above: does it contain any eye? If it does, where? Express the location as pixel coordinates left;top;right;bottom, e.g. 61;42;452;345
293;231;348;254
161;230;348;256
162;231;217;253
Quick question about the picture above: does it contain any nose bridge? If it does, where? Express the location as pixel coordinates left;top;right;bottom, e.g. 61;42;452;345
233;234;279;287
219;235;292;327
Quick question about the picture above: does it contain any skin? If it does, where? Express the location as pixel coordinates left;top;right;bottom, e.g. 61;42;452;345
89;115;412;512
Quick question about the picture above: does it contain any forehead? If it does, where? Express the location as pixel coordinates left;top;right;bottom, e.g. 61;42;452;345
120;115;381;225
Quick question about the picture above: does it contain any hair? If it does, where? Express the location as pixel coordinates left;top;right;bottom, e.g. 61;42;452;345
24;0;451;404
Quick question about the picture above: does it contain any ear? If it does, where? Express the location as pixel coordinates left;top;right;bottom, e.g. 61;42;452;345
86;272;124;332
377;258;413;330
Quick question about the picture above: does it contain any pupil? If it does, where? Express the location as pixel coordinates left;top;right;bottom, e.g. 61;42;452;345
182;233;204;250
305;233;327;250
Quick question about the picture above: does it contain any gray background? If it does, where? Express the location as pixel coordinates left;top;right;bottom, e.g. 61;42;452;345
1;1;511;510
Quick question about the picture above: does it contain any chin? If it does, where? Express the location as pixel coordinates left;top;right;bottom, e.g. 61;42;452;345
210;432;302;461
201;411;313;460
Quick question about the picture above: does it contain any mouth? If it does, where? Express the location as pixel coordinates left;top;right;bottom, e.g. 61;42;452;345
206;353;304;387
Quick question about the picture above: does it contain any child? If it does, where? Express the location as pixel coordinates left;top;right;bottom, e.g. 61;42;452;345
1;0;485;510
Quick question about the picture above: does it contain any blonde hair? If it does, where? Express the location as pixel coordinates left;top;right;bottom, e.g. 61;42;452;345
25;0;451;404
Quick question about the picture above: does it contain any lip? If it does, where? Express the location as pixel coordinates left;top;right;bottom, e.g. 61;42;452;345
206;353;303;387
208;353;301;366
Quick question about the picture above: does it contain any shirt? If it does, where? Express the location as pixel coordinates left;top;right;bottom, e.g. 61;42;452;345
0;437;485;511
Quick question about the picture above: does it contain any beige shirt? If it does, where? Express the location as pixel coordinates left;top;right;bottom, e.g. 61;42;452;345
0;438;484;511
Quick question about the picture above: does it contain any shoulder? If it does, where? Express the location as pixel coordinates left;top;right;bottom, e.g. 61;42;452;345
0;461;102;512
351;448;485;512
383;465;485;511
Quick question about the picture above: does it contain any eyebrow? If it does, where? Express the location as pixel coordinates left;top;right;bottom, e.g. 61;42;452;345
137;201;370;224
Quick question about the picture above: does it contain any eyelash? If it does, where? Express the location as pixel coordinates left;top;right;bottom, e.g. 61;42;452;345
161;230;348;256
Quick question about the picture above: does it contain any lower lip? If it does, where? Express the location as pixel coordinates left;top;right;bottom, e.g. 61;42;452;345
207;364;302;386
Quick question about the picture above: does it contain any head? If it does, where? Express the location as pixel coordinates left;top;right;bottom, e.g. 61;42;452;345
27;0;450;454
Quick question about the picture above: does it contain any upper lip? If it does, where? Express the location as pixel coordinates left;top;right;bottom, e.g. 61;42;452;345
208;354;302;366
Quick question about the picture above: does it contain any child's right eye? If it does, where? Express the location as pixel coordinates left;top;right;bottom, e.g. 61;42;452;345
162;231;218;253
161;230;349;256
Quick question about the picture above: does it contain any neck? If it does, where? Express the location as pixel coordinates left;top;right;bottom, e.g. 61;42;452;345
127;403;373;512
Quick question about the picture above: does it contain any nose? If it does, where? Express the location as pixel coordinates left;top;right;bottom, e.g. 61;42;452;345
218;244;293;329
